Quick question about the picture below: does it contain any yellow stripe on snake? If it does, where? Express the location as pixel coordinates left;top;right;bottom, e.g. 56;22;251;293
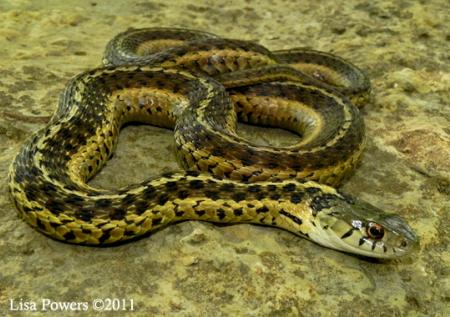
8;27;418;258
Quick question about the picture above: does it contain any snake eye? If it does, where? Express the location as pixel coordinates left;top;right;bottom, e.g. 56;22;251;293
366;222;384;240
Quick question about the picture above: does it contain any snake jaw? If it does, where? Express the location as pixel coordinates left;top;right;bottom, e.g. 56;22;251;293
310;196;419;259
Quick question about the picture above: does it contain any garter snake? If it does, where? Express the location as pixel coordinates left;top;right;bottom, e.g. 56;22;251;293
8;27;418;258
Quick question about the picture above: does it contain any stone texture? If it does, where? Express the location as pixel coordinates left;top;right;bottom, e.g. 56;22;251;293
0;0;448;316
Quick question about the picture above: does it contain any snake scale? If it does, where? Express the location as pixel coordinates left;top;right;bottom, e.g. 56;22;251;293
9;27;418;258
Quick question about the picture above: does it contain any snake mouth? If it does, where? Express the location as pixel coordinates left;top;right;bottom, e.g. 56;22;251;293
336;231;419;259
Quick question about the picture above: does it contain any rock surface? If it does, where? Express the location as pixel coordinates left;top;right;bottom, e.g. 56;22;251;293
0;0;448;316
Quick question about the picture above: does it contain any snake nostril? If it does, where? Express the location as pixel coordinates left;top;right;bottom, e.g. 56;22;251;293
400;240;408;248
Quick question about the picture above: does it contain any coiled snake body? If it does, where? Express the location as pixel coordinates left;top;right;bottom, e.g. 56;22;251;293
9;28;418;258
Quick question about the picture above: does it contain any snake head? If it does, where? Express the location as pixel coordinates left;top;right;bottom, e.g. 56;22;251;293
310;192;419;259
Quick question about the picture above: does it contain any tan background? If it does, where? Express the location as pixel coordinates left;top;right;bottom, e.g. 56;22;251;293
0;0;449;316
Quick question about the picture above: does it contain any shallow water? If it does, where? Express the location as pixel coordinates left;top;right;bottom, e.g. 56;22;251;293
0;0;449;316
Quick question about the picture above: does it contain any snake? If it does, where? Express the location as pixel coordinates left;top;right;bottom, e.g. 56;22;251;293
8;27;418;259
